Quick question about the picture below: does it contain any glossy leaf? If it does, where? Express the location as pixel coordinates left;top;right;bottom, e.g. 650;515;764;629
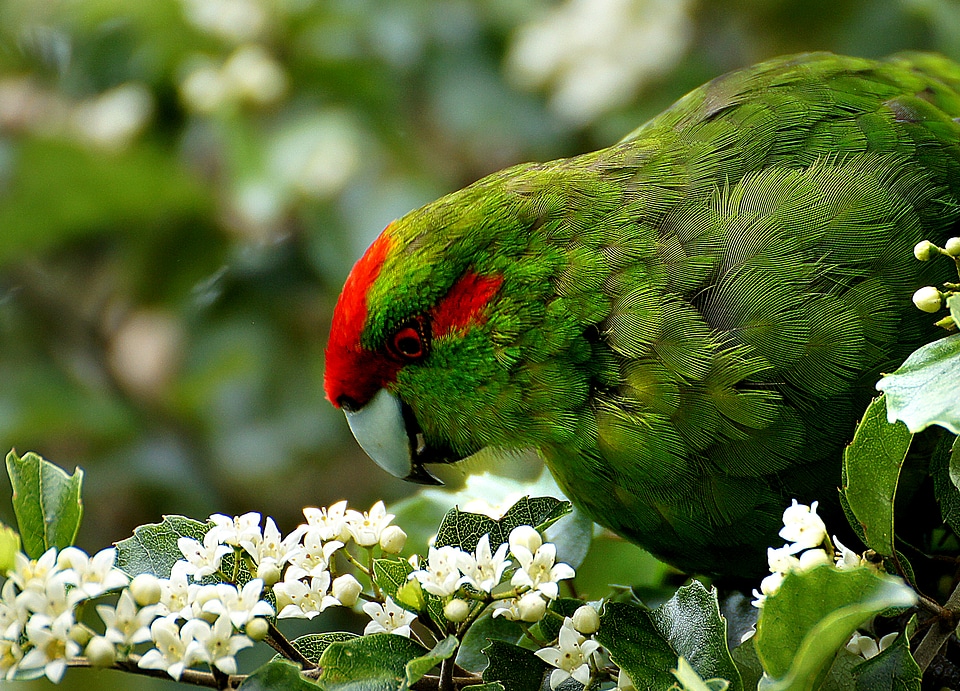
876;333;960;434
115;514;210;578
5;450;83;558
841;396;913;555
754;566;917;691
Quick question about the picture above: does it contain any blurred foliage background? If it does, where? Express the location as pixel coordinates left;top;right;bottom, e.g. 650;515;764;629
1;0;959;688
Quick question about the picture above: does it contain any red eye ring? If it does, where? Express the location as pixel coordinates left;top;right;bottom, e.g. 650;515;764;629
389;321;428;361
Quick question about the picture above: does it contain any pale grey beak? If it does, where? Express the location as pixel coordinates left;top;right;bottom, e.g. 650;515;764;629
343;388;441;485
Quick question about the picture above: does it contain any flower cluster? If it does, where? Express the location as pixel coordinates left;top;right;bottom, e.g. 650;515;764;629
407;525;574;627
752;499;881;609
0;546;129;682
0;499;406;684
911;237;960;318
752;500;831;608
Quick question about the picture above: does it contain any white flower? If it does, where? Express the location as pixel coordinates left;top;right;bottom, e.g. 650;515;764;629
846;631;898;660
97;589;157;646
246;517;290;568
157;561;197;619
510;540;575;600
492;591;548;622
363;596;417;637
19;613;80;683
751;571;785;609
56;547;129;601
534;617;600;689
508;526;542;555
834;537;864;570
288;532;343;577
138;615;190;679
345;501;396;547
274;571;340;619
457;534;511;593
11;548;60;593
0;637;24;680
16;570;74;618
411;546;465;598
178;531;231;581
209;512;262;549
302;500;350;542
201;580;274;629
766;545;801;574
186;613;253;675
0;578;28;639
779;500;827;550
616;667;637;691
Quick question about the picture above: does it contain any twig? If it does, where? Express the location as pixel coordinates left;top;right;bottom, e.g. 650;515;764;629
265;620;316;670
68;655;245;689
913;579;960;672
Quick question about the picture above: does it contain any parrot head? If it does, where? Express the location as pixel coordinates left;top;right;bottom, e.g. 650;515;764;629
323;161;609;486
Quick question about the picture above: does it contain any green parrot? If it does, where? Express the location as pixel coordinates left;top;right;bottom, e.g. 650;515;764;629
323;52;960;577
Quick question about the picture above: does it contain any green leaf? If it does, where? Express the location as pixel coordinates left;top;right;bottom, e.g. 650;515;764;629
596;601;683;689
852;630;921;691
114;514;211;578
5;450;83;558
481;640;549;691
434;495;570;552
239;659;318;690
406;635;458;686
948;294;960;328
754;566;917;691
841;396;913;555
597;584;741;691
318;632;427;691
457;608;524;673
732;636;763;691
271;632;358;666
651;582;743;691
461;684;504;691
930;437;960;534
373;557;416;604
876;333;960;434
0;523;20;574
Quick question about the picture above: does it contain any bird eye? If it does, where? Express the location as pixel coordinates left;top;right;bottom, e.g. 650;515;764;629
388;320;429;361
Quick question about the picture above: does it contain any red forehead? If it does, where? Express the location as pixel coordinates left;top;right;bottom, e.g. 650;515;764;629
324;229;395;406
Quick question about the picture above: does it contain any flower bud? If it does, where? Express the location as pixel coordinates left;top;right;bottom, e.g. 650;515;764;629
571;604;600;634
508;526;542;555
245;617;270;642
129;573;162;606
912;286;942;313
257;560;282;586
444;598;471;623
759;571;784;597
85;636;117;668
69;623;93;646
946;237;960;257
517;592;546;622
379;525;407;554
798;548;829;571
332;574;363;607
914;240;938;261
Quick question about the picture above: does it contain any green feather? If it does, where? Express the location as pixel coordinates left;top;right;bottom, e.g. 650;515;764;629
352;52;960;577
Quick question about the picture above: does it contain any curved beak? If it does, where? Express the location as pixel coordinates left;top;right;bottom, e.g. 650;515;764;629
342;388;442;485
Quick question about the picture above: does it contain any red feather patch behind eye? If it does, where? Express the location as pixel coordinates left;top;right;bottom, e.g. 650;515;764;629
431;272;504;338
